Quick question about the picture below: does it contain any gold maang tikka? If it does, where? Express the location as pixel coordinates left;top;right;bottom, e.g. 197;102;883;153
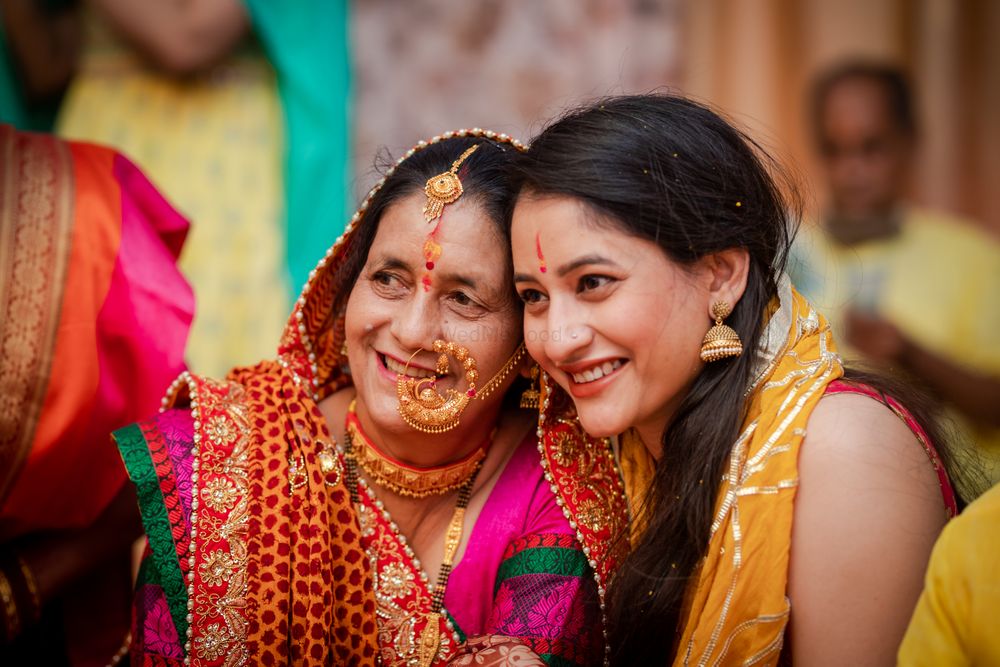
420;144;481;291
423;144;480;222
397;341;527;434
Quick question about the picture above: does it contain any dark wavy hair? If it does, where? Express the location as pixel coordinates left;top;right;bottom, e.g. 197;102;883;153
507;94;964;664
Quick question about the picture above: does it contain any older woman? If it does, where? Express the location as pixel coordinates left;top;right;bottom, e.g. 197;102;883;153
117;132;605;665
510;95;963;666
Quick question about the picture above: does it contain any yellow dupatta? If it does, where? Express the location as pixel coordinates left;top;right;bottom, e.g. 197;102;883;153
677;284;844;665
620;281;844;665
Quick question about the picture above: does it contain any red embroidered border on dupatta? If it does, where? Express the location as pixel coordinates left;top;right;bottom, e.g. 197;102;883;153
535;391;630;667
538;418;629;589
187;375;252;667
355;478;460;665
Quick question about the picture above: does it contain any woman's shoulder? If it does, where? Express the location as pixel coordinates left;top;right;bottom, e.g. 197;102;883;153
786;385;951;664
794;383;950;561
803;386;942;491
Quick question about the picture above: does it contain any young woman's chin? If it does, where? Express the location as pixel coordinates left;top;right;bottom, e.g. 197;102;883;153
572;399;632;440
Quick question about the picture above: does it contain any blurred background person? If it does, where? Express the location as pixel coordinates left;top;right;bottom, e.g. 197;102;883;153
0;125;192;664
0;0;80;131
789;61;1000;486
55;0;350;378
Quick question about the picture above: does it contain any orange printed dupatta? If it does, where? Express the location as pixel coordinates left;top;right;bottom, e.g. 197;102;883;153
115;159;383;664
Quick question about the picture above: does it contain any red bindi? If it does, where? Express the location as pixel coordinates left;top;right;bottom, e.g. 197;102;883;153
536;232;547;273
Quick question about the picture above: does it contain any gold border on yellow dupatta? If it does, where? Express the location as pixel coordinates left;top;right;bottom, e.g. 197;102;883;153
0;127;75;503
675;286;844;667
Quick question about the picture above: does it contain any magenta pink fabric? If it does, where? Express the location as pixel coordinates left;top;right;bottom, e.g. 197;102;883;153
445;433;575;634
94;154;192;440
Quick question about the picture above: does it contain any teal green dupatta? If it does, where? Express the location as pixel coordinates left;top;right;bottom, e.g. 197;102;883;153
242;0;353;294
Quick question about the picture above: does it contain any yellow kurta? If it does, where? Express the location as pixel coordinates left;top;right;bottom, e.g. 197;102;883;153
790;207;1000;483
56;16;289;378
898;482;1000;666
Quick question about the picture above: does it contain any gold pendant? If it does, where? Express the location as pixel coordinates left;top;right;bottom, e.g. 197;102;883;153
417;612;442;667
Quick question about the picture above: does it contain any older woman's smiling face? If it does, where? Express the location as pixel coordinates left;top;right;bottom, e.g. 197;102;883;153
344;191;523;443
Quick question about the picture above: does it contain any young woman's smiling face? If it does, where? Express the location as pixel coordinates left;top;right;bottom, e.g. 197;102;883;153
511;195;717;445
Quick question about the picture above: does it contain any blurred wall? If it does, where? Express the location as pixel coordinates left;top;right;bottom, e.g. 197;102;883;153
352;0;1000;236
351;0;681;199
677;0;999;234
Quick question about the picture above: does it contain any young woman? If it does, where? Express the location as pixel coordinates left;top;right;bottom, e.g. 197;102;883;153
117;131;606;666
509;95;962;665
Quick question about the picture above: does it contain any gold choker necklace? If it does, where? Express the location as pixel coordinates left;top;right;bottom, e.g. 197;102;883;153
345;402;489;499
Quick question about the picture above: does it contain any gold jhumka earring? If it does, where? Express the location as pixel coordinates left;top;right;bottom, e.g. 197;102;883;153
520;364;541;409
396;341;527;434
700;300;744;362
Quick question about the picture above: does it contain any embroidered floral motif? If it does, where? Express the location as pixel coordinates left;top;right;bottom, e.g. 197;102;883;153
141;593;185;659
195;623;230;660
575;498;610;534
385;614;417;662
201;476;239;513
526;588;574;630
205;415;237;446
200;550;236;587
378;561;416;600
549;431;583;468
